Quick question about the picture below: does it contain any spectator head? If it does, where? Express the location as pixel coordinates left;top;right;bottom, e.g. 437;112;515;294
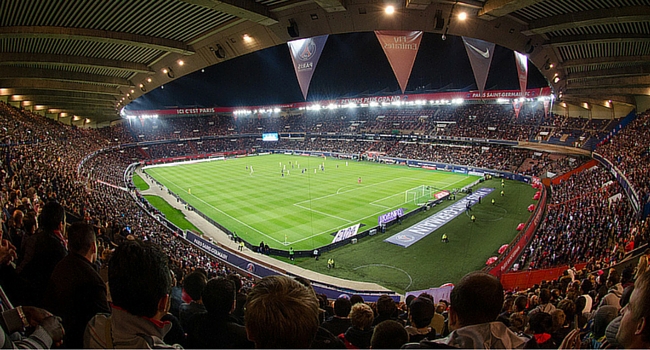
551;309;566;332
509;313;525;333
350;294;365;306
203;277;235;317
436;299;449;314
607;270;620;287
22;216;36;235
294;276;317;297
621;285;634;308
409;297;435;328
245;275;319;348
376;295;397;317
594;305;618;338
108;240;172;319
529;312;553;335
11;209;23;224
514;295;528;312
183;271;208;302
38;201;65;232
67;222;97;262
226;273;242;292
334;297;352;318
350;303;374;331
449;272;503;329
557;299;576;321
371;320;408;349
581;278;593;294
405;295;416;311
539;289;552;304
617;271;650;349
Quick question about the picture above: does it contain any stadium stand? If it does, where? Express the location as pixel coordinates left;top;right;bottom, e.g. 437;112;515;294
2;100;650;349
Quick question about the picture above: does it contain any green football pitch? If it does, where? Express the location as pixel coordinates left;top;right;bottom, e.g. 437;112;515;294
144;154;480;250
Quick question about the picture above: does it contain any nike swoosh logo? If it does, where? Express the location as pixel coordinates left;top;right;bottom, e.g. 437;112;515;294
466;42;490;59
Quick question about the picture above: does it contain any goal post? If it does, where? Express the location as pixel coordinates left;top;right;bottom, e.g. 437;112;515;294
404;185;432;205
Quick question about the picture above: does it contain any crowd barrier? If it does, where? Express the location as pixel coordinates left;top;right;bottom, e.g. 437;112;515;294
486;184;547;279
500;264;587;291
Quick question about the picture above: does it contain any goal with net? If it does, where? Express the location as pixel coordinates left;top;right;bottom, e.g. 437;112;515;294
404;185;432;205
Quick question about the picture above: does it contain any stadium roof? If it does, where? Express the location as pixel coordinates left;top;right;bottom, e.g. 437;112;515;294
1;0;648;124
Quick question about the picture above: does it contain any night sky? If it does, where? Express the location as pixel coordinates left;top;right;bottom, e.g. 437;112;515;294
126;32;549;111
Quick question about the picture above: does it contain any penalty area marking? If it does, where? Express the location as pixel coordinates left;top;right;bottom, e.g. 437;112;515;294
353;264;413;291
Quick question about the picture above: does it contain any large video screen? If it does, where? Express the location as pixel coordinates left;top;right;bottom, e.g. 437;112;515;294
262;132;279;141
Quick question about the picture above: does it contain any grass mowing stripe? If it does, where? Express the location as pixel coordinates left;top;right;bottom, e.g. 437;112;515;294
143;195;201;234
145;155;479;250
143;155;536;292
294;178;537;293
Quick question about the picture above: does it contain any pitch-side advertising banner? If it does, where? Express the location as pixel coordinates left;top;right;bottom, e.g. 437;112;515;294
462;37;496;94
288;35;329;100
332;223;361;243
514;51;528;96
385;188;494;248
375;31;423;94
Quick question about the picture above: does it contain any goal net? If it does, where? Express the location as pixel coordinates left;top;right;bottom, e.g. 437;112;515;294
404;185;432;206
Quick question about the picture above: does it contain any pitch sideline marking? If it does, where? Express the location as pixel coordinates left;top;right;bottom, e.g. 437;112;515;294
150;172;285;245
150;166;477;246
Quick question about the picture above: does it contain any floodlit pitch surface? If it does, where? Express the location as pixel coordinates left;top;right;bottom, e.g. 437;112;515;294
144;154;479;250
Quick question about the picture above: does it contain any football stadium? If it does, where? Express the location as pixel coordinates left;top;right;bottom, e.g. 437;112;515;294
2;0;650;348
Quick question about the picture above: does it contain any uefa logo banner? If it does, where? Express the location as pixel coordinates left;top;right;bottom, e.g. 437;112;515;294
288;35;329;100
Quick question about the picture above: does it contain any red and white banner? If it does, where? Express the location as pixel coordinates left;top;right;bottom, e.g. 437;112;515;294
543;99;550;116
375;31;423;94
288;35;329;100
514;51;528;96
128;87;552;117
512;99;522;118
462;37;496;95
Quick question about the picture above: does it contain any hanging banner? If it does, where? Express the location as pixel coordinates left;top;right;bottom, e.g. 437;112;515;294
543;99;550;116
375;31;423;94
288;35;329;100
462;37;496;95
513;100;522;118
514;51;528;96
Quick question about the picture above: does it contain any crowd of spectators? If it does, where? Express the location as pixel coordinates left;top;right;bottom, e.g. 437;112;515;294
597;111;650;205
1;100;650;349
518;166;649;271
120;103;619;149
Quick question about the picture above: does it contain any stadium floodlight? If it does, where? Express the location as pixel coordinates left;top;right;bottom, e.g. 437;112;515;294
273;108;281;113
497;98;509;104
452;98;464;105
346;103;357;108
369;101;379;107
327;103;337;109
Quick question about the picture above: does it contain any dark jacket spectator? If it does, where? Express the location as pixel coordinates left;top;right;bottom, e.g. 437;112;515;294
41;223;110;349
